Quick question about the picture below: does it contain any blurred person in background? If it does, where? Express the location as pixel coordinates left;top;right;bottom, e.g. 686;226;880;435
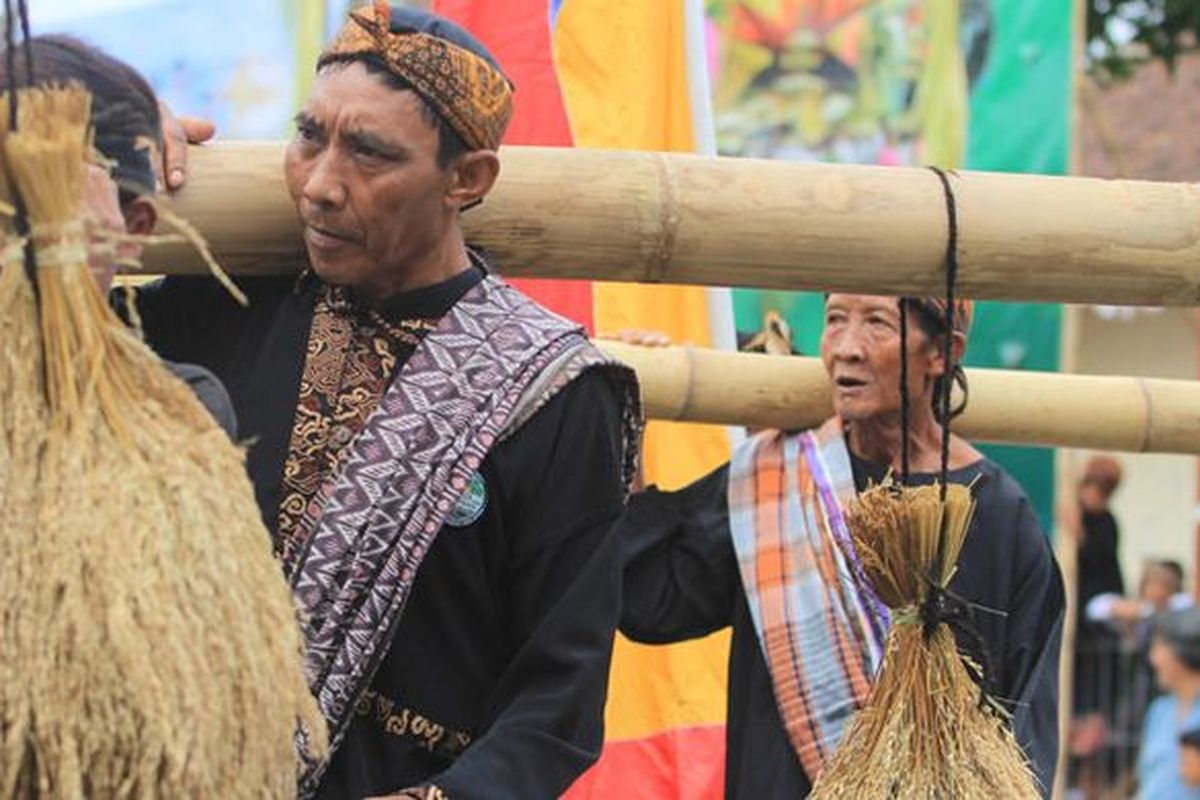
1089;560;1192;636
1077;455;1126;607
1179;728;1200;788
1139;607;1200;799
1070;455;1129;796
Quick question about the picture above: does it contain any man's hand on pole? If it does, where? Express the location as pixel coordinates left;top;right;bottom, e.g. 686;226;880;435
157;101;215;191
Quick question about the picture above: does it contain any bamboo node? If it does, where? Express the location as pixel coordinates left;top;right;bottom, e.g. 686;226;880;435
647;152;679;284
1136;376;1154;452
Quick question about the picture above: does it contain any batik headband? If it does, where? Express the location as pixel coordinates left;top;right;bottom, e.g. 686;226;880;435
319;1;514;152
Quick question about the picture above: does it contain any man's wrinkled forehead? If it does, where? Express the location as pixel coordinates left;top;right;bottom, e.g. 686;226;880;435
302;71;426;135
825;294;900;313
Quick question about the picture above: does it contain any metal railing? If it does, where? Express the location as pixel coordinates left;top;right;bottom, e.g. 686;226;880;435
1067;623;1158;800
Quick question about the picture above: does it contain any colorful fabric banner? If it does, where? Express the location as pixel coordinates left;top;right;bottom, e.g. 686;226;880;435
554;2;733;794
714;0;1074;530
434;0;593;328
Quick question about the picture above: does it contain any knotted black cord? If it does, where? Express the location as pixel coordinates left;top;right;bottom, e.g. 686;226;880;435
922;166;961;597
918;574;997;707
898;297;911;486
16;0;29;82
915;165;1002;708
5;0;36;289
928;165;960;502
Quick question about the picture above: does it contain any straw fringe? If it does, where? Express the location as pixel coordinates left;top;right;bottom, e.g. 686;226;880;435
810;482;1040;799
0;85;325;799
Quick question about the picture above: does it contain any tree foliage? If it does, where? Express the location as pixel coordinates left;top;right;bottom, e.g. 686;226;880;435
1088;0;1200;80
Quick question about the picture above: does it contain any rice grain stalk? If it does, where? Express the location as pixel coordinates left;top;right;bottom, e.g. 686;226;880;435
0;85;326;799
810;481;1040;799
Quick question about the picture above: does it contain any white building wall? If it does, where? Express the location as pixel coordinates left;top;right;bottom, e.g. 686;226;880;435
1076;307;1197;591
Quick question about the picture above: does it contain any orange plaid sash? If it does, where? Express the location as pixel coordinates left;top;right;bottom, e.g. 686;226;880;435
728;418;888;778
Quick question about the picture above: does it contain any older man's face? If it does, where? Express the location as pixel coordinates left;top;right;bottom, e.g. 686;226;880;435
819;294;943;423
285;61;454;300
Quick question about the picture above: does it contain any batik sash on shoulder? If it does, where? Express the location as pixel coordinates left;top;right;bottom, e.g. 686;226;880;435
283;275;641;795
727;418;889;779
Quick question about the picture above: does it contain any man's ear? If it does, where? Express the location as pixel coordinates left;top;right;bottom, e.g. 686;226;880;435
927;331;967;379
446;150;500;211
121;194;158;235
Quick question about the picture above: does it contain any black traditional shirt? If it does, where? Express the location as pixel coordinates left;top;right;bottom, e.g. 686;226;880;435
131;269;626;800
163;360;237;438
620;452;1065;798
1073;508;1127;716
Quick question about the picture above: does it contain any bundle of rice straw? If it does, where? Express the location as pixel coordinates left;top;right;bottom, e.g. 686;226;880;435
809;481;1040;799
0;85;325;798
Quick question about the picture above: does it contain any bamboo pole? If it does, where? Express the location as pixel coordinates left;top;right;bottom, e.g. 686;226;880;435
144;142;1200;306
595;341;1200;455
1054;1;1090;787
1053;306;1084;800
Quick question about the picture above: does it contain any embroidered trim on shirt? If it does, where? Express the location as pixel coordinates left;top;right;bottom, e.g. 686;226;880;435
354;690;473;760
275;283;438;559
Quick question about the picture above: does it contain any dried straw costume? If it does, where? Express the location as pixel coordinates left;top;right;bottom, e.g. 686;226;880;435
0;38;324;800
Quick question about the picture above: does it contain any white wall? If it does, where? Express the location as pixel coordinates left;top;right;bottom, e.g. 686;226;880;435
1076;307;1198;591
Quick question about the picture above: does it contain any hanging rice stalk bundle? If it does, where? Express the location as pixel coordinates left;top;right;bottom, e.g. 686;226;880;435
809;481;1040;799
0;84;325;799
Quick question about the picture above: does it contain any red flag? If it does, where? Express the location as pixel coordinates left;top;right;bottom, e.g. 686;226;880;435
433;0;593;329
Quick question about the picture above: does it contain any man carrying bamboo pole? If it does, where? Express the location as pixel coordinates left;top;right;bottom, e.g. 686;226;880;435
128;4;640;799
619;295;1065;797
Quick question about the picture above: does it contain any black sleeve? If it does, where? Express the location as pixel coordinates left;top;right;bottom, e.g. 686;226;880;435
115;276;211;363
1077;512;1124;600
618;463;738;644
114;278;242;437
432;369;627;800
115;275;255;369
163;361;238;439
1003;492;1066;797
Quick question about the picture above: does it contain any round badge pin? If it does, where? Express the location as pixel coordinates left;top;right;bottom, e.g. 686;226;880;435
446;472;487;528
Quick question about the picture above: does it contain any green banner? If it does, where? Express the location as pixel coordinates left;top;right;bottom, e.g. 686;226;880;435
711;0;1074;530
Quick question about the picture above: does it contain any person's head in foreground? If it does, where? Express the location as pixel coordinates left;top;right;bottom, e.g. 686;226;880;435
1142;608;1200;797
287;1;513;303
820;294;972;464
0;34;162;290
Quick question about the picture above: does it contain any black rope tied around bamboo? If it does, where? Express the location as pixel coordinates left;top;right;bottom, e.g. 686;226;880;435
898;297;911;486
931;165;959;503
4;0;36;288
923;165;960;578
913;165;1000;708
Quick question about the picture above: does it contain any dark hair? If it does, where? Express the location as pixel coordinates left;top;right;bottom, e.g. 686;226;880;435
318;54;470;169
904;298;969;423
0;34;161;200
1155;607;1200;672
1159;560;1186;589
1082;455;1123;498
1181;727;1200;750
